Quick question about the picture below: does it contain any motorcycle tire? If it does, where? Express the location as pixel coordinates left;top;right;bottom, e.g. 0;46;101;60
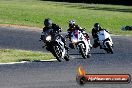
53;45;63;62
79;45;87;59
64;55;69;61
87;53;91;58
106;42;113;54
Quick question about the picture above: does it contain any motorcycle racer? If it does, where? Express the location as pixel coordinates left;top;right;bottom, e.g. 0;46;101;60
92;23;111;48
67;20;92;48
41;18;69;50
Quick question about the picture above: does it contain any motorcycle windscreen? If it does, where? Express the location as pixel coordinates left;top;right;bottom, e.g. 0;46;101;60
97;30;110;41
43;29;53;34
71;30;78;43
43;29;53;41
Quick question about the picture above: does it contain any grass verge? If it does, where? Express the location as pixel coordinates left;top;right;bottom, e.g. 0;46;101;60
0;49;54;63
0;0;132;35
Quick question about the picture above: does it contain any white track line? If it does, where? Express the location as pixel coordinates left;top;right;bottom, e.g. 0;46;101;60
0;61;29;65
0;59;57;65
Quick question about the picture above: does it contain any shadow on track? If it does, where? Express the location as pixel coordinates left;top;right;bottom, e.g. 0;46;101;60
91;53;106;54
0;27;44;51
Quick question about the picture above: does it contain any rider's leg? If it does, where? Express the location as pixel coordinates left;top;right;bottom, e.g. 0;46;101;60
84;33;92;48
93;39;99;48
88;40;92;49
60;35;69;50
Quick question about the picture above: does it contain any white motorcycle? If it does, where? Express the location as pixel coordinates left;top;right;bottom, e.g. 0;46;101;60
68;29;91;59
97;30;113;54
40;29;69;62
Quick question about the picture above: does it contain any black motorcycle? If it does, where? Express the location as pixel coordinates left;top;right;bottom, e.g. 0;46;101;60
40;29;69;62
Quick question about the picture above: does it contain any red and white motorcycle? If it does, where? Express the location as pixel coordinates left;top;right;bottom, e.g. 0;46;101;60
68;29;91;59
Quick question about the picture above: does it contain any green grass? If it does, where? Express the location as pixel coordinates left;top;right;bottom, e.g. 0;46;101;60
0;0;132;35
0;0;131;63
0;49;54;63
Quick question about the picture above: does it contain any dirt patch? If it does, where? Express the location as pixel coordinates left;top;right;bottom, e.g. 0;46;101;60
0;24;42;31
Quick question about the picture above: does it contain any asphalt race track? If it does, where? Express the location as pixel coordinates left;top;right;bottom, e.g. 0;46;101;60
0;26;132;88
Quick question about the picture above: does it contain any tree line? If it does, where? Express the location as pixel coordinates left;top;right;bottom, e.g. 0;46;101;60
42;0;132;5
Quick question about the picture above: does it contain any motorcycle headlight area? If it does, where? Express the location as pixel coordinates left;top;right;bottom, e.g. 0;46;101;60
46;35;51;41
72;39;78;43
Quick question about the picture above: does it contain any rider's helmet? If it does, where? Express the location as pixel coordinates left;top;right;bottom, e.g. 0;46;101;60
44;18;52;27
69;20;75;28
94;23;101;31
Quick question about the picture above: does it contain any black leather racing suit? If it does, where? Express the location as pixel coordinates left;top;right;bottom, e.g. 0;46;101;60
92;28;109;48
42;23;68;50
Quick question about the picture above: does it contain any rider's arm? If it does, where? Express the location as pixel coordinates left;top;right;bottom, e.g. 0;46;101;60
43;27;47;33
59;28;62;32
92;28;96;38
52;23;62;32
66;28;73;39
76;25;82;30
67;28;71;33
56;24;62;32
104;29;110;33
76;25;85;33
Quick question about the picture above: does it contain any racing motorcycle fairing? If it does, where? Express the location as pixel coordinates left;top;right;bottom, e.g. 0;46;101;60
70;29;91;56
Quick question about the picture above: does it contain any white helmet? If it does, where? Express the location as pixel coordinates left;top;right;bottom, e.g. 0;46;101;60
69;20;75;25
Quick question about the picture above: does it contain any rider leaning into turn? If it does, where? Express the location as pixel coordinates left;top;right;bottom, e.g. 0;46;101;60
42;18;69;50
43;18;61;33
67;20;85;38
67;20;92;48
92;23;110;48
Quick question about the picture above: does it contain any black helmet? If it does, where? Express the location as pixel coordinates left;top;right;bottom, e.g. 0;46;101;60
94;23;101;30
44;18;52;27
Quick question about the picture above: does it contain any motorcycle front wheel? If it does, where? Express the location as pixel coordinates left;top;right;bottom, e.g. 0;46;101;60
106;42;113;54
52;45;63;62
78;44;87;59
